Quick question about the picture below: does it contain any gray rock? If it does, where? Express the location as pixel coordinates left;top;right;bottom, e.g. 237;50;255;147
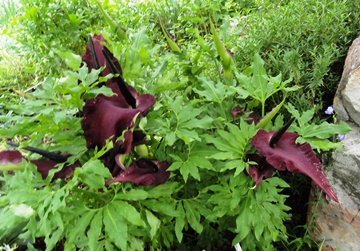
334;37;360;126
330;124;360;210
309;37;360;250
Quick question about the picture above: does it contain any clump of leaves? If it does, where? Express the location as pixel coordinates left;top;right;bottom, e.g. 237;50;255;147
0;35;171;250
0;17;351;251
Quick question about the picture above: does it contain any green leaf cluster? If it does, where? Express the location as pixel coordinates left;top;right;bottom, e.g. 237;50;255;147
234;53;298;116
0;65;112;156
205;120;257;176
1;0;358;249
286;104;352;151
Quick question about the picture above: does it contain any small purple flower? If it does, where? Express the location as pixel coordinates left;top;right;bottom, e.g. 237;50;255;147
325;106;334;115
337;134;345;141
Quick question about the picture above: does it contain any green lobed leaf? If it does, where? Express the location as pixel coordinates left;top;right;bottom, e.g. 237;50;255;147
286;103;352;149
166;96;213;144
297;137;343;151
169;142;214;181
183;200;203;234
103;203;128;251
87;210;103;251
143;199;180;217
105;241;116;251
194;77;227;102
180;161;191;182
175;202;185;243
44;211;64;250
112;200;145;227
66;210;95;244
115;189;149;201
301;121;351;139
236;53;294;116
146;182;179;198
205;120;256;174
145;209;161;239
74;159;112;190
56;51;82;71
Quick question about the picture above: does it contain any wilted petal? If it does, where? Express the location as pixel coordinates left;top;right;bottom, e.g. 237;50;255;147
231;106;259;124
247;154;275;187
251;130;338;202
248;165;275;188
105;130;147;176
106;159;170;186
132;130;146;146
31;159;80;180
231;106;245;120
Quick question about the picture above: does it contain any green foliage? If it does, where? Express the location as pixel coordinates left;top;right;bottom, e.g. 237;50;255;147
0;0;18;27
0;62;113;156
229;0;360;108
4;0;103;77
286;103;352;151
235;53;297;116
205;120;257;176
1;0;359;250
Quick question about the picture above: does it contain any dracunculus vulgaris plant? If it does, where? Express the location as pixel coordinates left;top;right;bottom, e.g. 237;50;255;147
0;34;170;187
245;116;338;202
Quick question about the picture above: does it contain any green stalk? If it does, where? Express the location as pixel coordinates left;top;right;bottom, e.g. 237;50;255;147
256;95;286;129
95;0;126;40
158;16;182;53
0;162;25;171
209;19;232;81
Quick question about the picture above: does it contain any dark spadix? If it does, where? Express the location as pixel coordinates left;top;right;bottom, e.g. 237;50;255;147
269;117;295;147
101;49;136;108
6;142;68;163
2;143;79;179
89;34;100;70
251;128;338;202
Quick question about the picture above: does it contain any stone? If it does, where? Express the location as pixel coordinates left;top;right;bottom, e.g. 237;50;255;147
334;37;360;126
308;37;360;251
308;187;360;251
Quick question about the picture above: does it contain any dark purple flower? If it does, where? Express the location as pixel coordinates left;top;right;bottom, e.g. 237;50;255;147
81;93;155;149
0;150;80;180
82;95;137;149
231;106;245;120
80;34;169;187
81;35;156;150
31;159;80;179
251;130;338;202
0;34;169;188
231;106;260;124
82;34;122;86
106;159;170;186
104;130;135;175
